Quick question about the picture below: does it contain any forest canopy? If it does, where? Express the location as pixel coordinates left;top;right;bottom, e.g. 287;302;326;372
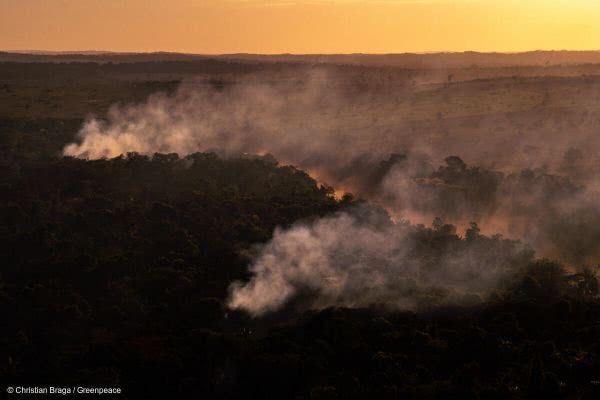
2;150;599;399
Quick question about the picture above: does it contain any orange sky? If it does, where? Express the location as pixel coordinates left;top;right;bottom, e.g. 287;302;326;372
1;0;600;53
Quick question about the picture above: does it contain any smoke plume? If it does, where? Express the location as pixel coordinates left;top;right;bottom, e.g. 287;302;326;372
63;70;600;314
228;204;533;316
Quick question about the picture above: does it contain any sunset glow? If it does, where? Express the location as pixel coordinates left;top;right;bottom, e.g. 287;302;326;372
1;0;599;53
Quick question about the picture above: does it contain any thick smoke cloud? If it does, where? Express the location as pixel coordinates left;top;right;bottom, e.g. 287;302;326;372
64;71;359;163
228;205;534;316
63;71;600;314
63;71;600;189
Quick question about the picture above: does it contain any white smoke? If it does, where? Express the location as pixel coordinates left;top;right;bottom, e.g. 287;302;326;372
63;71;361;163
228;206;533;316
63;71;600;315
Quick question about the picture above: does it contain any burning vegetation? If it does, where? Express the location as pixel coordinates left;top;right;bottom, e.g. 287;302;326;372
1;56;600;399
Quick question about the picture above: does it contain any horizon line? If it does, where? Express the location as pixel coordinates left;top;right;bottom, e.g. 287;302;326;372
4;49;600;56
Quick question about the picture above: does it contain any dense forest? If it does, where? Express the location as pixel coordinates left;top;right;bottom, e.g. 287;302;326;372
1;59;600;399
1;151;599;399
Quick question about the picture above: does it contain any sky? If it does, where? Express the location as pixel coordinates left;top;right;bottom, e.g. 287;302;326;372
1;0;600;54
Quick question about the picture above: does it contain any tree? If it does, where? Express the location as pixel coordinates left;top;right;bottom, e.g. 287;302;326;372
465;222;480;241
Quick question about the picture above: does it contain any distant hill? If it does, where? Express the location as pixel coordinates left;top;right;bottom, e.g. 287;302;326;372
219;51;600;68
0;51;211;64
3;50;600;68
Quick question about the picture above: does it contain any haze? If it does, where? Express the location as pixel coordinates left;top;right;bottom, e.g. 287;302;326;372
2;0;600;53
